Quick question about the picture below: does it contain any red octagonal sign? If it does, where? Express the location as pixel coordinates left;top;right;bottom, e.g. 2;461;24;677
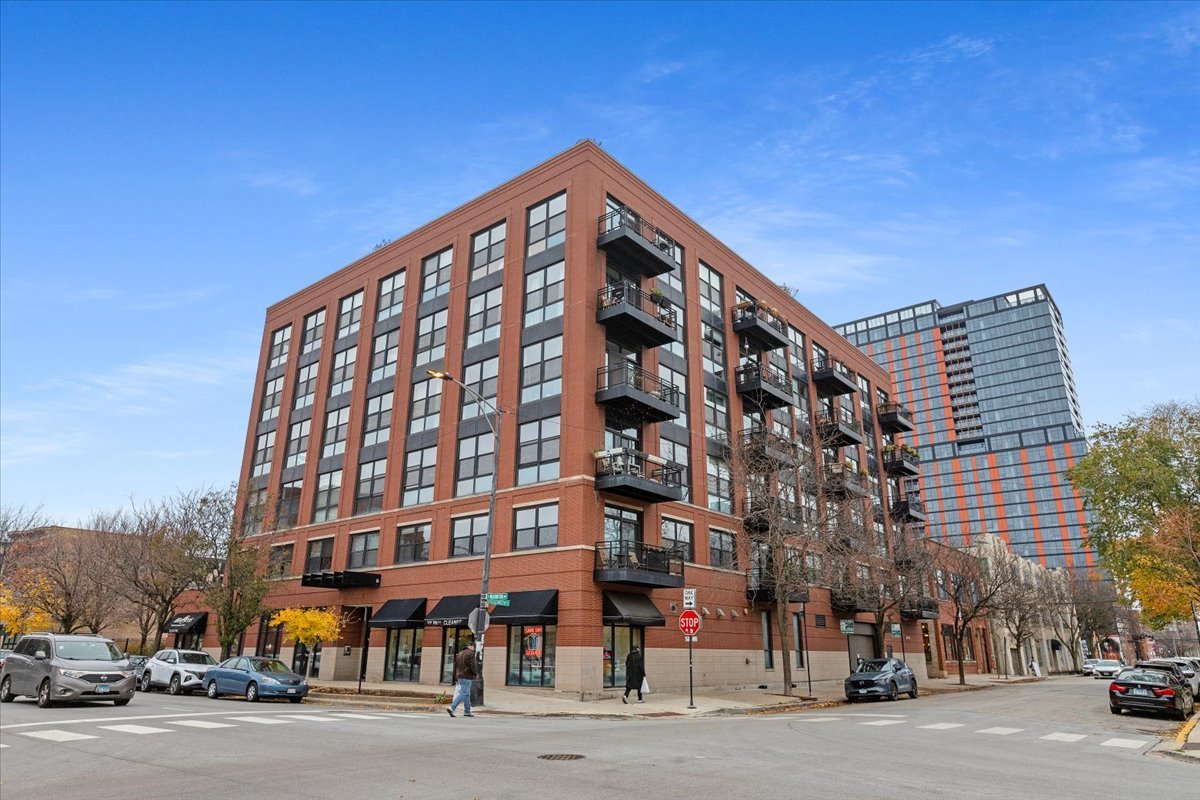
678;609;702;636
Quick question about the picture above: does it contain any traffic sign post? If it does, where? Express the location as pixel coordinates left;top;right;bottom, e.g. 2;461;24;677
683;588;696;610
679;610;701;709
468;608;490;636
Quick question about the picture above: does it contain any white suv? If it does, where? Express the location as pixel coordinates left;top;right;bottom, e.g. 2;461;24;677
140;649;217;695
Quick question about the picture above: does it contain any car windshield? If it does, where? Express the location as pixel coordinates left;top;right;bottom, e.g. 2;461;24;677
56;640;123;661
1097;660;1120;667
250;659;292;674
855;660;891;673
179;652;217;665
1122;670;1168;685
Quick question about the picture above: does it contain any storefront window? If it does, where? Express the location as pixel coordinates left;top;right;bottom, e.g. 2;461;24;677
384;628;423;682
506;625;556;687
291;641;322;677
440;627;475;683
602;625;643;688
173;633;203;652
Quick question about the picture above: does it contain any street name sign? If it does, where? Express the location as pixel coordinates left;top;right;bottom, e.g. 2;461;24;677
679;609;702;636
486;593;510;606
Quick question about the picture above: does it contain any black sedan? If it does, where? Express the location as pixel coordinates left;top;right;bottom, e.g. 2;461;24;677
845;658;919;702
1109;667;1195;720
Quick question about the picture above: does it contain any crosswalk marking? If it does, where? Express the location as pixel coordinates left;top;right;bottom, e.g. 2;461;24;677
19;730;98;742
918;723;965;730
167;720;235;729
1040;733;1087;743
976;727;1023;735
227;716;293;725
860;720;906;726
0;743;9;747
98;724;174;735
380;713;428;718
1100;738;1148;749
326;713;387;720
277;714;338;722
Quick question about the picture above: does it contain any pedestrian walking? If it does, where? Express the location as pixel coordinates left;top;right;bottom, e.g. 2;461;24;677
447;642;477;718
622;645;645;704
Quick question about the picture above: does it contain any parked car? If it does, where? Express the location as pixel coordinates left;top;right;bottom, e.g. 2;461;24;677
125;655;149;683
1132;660;1194;696
0;633;135;707
844;658;919;702
1109;666;1195;720
1091;659;1124;678
1080;658;1098;675
203;656;308;703
1160;657;1200;696
0;649;12;670
140;649;218;695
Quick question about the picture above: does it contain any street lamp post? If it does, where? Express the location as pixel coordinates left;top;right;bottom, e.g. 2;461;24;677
427;369;501;707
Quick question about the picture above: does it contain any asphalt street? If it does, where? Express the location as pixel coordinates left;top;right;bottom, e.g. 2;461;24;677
0;678;1192;799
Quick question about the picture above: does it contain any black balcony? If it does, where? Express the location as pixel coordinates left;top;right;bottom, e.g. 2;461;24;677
831;590;876;614
746;566;810;604
596;363;681;426
596;284;678;348
811;357;858;397
877;402;915;434
300;570;381;589
595;448;683;503
891;495;927;523
823;463;868;497
741;427;797;467
734;362;794;410
882;447;921;478
901;596;941;620
731;302;791;351
597;207;678;279
817;409;865;448
742;496;802;535
594;540;684;589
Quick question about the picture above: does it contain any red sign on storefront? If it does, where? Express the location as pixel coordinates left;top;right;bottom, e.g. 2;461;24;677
678;609;702;636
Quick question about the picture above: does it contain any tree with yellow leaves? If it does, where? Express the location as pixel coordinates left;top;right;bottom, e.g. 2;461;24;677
0;584;54;637
269;607;343;652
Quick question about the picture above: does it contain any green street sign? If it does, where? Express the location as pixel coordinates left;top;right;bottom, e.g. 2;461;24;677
486;593;510;606
840;619;856;635
890;623;902;637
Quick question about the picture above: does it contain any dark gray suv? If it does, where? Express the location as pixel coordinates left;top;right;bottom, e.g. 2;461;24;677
0;633;136;707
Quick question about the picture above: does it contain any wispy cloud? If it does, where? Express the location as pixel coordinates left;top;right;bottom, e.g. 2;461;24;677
240;169;320;197
53;284;219;311
636;60;687;83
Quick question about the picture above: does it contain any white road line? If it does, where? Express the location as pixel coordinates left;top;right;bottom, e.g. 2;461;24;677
277;714;338;722
1040;733;1087;743
1100;738;1148;749
918;723;965;730
0;743;9;747
167;720;236;729
859;720;906;726
98;724;175;735
379;713;428;718
976;727;1023;736
827;713;907;718
19;730;98;742
791;717;840;722
227;716;293;725
325;713;387;720
1;709;330;730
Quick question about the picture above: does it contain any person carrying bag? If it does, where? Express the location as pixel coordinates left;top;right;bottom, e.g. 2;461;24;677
623;645;646;704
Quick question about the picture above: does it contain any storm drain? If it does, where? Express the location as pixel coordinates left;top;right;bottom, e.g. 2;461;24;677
538;754;585;761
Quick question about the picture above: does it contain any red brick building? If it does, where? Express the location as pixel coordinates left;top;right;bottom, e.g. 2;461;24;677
205;141;945;696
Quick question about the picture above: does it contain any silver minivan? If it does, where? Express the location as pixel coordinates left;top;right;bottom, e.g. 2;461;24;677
0;633;136;707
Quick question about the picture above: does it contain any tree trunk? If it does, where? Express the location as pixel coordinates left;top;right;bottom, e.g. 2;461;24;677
776;597;792;696
955;625;968;686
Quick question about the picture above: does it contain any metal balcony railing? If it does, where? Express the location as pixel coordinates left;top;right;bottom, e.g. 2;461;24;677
596;283;678;329
732;302;787;335
594;539;685;579
735;361;791;393
598;207;679;262
594;448;682;487
596;362;679;406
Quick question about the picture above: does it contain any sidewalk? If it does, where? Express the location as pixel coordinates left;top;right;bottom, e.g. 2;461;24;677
1155;714;1200;763
306;672;1028;719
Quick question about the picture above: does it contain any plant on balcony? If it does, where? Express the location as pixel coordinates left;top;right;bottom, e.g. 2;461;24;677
648;287;669;307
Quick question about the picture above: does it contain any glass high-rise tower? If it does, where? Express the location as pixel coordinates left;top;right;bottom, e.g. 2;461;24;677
836;285;1094;569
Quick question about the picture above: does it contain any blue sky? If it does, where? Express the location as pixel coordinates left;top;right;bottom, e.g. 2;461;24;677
2;1;1197;522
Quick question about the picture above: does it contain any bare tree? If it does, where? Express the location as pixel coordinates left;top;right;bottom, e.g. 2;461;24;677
992;559;1043;675
931;537;1018;685
0;504;53;580
197;485;272;658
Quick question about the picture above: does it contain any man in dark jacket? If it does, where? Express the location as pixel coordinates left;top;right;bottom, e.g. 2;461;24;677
447;642;477;717
623;645;645;704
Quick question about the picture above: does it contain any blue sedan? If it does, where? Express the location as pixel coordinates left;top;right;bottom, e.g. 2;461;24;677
203;656;309;703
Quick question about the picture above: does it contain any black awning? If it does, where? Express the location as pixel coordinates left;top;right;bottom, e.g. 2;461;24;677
425;594;479;627
163;612;208;634
368;598;427;629
602;591;665;627
300;570;381;589
489;590;558;626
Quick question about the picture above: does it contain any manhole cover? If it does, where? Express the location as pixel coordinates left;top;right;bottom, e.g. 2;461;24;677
538;754;585;761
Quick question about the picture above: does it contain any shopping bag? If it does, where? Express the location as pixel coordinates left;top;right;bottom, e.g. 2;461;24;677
641;676;650;695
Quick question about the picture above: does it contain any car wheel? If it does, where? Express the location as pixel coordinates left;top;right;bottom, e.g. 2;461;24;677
246;682;259;703
206;681;220;699
113;698;130;706
908;681;919;700
288;696;303;704
888;682;898;702
1109;704;1122;715
36;679;53;708
1175;705;1188;722
0;676;14;703
141;672;153;692
168;674;182;695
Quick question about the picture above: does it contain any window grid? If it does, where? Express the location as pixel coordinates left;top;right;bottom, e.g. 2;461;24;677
268;543;294;578
524;260;565;327
312;471;342;523
277;479;302;529
420;247;454;302
709;528;737;569
526;193;566;256
260;377;284;422
362;392;393;447
376;270;406;322
707;455;733;513
337;291;364;339
451;514;491;557
301;309;326;354
471;221;506;281
520;336;563;403
514;503;558;550
402;446;437;506
347;531;379;569
704;388;729;441
699;262;723;315
305;538;334;573
660;438;690;503
460;358;499;420
322;407;351;458
414;309;449;365
702;323;725;379
661;519;694;562
465;286;503;348
395;523;431;563
408;378;442;434
517;416;560;485
354;460;387;515
269;326;291;368
251;431;275;478
371;330;400;382
329;346;357;397
284;419;311;469
456;432;496;496
293;363;318;409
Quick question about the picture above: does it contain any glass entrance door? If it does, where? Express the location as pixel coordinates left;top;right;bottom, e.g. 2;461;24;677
440;627;475;684
603;625;644;688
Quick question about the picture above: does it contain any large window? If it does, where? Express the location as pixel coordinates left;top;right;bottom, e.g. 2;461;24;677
451;514;490;557
244;487;268;536
251;431;275;478
471;221;506;281
456;432;496;496
301;309;325;354
603;504;641;544
660;438;690;503
293;362;318;409
704;388;729;440
420;246;454;302
701;322;725;379
402;446;436;506
659;363;687;427
277;479;302;529
526;192;566;256
517;416;560;485
321;407;350;458
337;290;364;339
284;420;310;469
395;523;430;563
762;611;774;669
311;470;342;523
408;378;442;434
354;460;386;515
385;628;423;682
460;358;498;420
268;543;294;578
371;329;400;382
376;270;405;322
329;346;356;397
706;455;732;513
513;503;558;550
268;325;291;368
709;528;736;569
347;530;379;569
520;336;563;402
465;286;502;348
524;260;565;327
661;518;694;562
507;624;555;687
603;625;643;689
699;262;723;315
305;537;334;573
260;376;284;422
362;392;393;447
414;309;449;365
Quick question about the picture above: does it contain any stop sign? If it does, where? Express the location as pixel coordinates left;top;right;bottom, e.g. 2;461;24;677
679;609;702;636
